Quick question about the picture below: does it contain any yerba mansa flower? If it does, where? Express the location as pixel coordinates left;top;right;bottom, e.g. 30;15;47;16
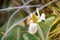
28;8;45;34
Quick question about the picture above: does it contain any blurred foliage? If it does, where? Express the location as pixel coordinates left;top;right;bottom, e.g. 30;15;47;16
0;0;60;40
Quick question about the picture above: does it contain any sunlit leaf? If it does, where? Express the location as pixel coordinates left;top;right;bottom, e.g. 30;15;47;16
38;16;55;40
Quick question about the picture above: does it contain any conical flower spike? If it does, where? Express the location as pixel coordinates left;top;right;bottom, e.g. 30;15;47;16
30;13;38;23
28;23;38;34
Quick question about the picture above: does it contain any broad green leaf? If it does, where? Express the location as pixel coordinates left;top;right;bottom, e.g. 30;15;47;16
0;24;39;40
26;34;38;40
6;26;20;40
37;25;45;40
23;34;29;40
38;16;55;40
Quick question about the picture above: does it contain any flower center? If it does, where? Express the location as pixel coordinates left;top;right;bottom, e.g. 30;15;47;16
31;14;38;23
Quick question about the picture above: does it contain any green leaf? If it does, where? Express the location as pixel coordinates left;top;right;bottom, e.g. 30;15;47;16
26;34;38;40
37;25;45;40
50;16;60;31
38;16;55;40
0;24;7;39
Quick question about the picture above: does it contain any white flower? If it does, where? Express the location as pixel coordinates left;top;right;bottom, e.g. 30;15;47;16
28;8;45;34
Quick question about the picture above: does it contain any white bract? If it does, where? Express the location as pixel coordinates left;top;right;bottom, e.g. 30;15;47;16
28;23;38;34
28;8;45;34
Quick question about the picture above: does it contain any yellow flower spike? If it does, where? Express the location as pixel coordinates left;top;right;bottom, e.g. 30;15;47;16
31;13;38;23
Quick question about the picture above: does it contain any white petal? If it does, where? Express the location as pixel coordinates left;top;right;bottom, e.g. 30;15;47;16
28;23;38;34
40;13;45;21
37;19;41;22
30;14;33;18
36;8;40;19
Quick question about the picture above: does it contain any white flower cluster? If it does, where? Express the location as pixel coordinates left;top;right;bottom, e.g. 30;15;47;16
28;8;45;34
